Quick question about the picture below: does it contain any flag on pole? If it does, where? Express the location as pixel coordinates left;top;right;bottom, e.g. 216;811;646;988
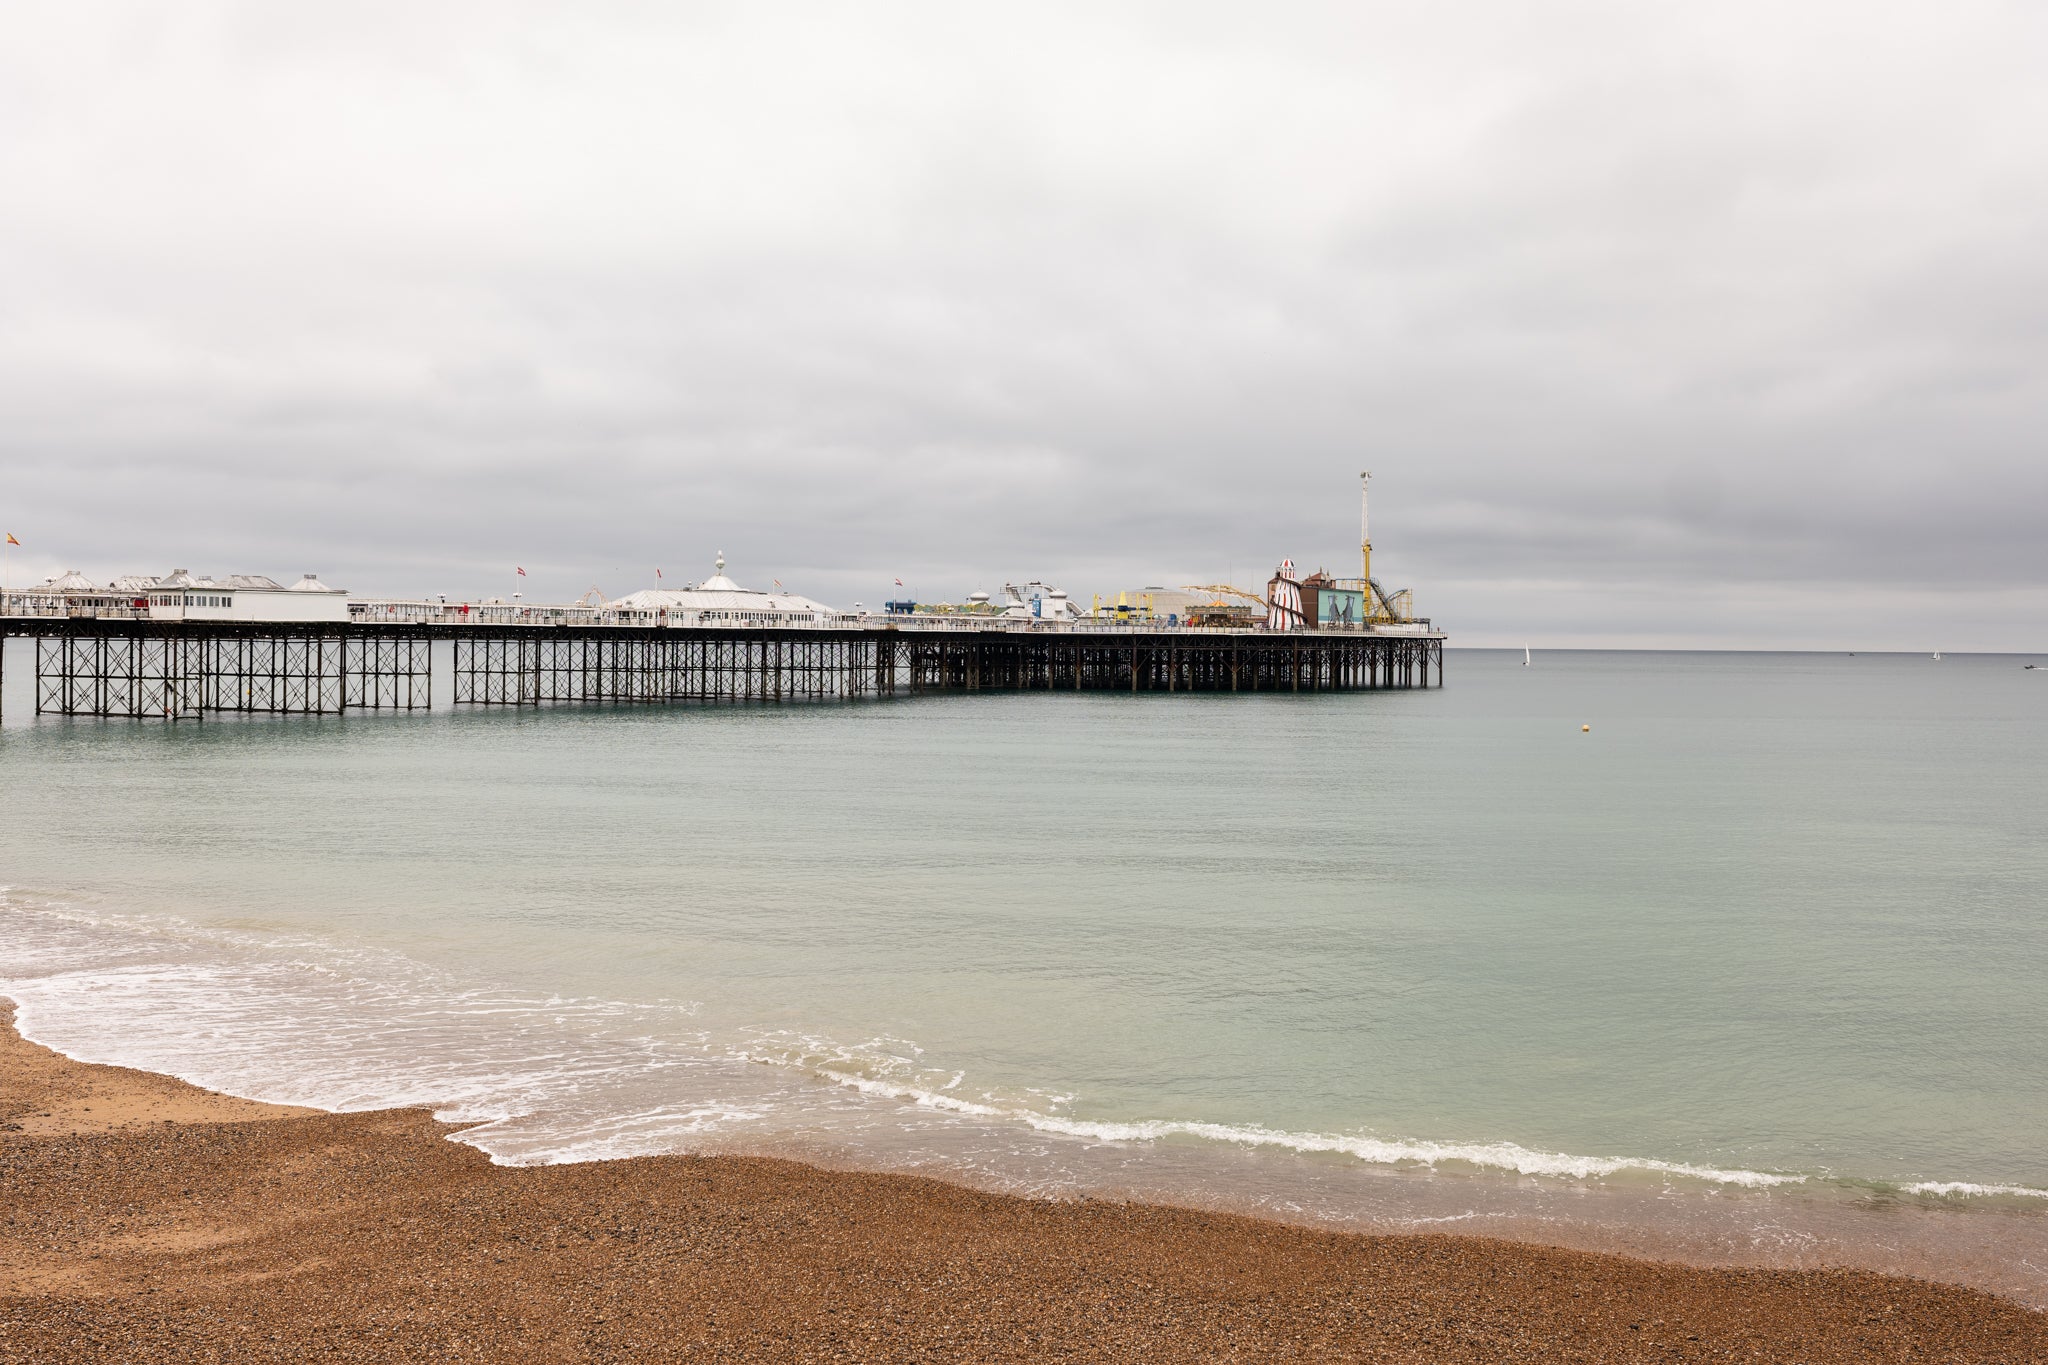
772;579;783;590
894;577;904;587
5;533;18;546
516;566;527;577
656;568;663;580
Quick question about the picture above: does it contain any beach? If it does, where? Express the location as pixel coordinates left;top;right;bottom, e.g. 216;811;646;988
4;1004;2042;1363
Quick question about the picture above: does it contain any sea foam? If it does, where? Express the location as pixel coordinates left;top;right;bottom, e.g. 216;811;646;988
7;891;2035;1200
799;1064;1805;1189
1903;1181;2048;1200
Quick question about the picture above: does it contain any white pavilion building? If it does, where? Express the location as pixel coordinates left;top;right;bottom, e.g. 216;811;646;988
19;569;349;622
607;554;839;627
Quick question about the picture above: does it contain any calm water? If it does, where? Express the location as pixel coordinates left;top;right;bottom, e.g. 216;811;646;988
4;646;2046;1299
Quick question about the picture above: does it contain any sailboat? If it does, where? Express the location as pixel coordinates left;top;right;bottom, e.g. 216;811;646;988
1933;650;1942;661
1523;645;1531;667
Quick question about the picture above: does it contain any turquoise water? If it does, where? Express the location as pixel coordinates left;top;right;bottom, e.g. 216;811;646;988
4;645;2046;1295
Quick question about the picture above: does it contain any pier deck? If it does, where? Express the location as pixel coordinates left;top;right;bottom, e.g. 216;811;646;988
0;618;1445;719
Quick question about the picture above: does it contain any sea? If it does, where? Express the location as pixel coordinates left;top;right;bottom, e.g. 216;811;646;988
4;645;2045;1304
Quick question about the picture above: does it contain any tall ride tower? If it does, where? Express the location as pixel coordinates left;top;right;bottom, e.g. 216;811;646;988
1359;470;1372;583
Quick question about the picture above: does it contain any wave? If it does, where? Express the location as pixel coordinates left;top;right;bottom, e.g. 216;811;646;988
0;889;777;1165
795;1064;1805;1189
728;1031;1806;1189
1904;1181;2048;1200
8;891;2042;1202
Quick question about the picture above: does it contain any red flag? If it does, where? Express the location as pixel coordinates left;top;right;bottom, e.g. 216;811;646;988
894;577;904;587
772;579;783;590
516;566;527;577
656;568;663;579
4;533;18;546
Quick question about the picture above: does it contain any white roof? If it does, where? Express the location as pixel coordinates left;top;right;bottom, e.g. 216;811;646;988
43;570;100;593
100;570;320;593
611;553;836;615
610;587;837;615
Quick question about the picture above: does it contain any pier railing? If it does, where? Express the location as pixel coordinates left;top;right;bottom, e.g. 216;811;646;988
339;599;1436;635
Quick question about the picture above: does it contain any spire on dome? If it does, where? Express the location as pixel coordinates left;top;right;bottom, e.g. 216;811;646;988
698;551;742;593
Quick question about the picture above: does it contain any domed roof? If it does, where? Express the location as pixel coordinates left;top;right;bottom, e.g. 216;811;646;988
44;570;99;593
287;573;341;593
696;551;742;593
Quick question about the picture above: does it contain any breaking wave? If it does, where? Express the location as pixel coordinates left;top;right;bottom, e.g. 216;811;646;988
6;891;2043;1202
1904;1181;2048;1200
777;1059;1805;1189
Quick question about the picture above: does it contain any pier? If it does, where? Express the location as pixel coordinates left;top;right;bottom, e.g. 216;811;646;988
0;616;1444;720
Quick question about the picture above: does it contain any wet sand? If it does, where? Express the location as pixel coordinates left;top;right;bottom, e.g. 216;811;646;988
3;1004;2042;1362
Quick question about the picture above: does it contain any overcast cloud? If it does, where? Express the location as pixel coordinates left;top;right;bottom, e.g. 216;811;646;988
3;1;2044;647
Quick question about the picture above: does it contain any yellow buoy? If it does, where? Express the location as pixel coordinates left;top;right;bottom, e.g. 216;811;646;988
1581;724;1591;732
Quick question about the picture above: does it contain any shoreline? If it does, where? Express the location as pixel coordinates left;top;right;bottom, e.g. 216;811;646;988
13;946;2048;1314
4;1002;2043;1362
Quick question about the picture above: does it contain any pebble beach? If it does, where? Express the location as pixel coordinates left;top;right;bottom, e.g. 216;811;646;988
4;1004;2043;1363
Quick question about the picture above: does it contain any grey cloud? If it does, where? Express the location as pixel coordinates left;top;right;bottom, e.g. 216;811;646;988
2;1;2045;647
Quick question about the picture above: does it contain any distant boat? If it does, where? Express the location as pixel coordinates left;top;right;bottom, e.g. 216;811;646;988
1933;650;1942;661
1523;646;1531;667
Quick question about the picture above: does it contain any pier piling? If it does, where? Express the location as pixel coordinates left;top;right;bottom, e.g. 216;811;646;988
5;620;1443;720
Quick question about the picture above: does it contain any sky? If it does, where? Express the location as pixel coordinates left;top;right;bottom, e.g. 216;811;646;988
2;1;2044;648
